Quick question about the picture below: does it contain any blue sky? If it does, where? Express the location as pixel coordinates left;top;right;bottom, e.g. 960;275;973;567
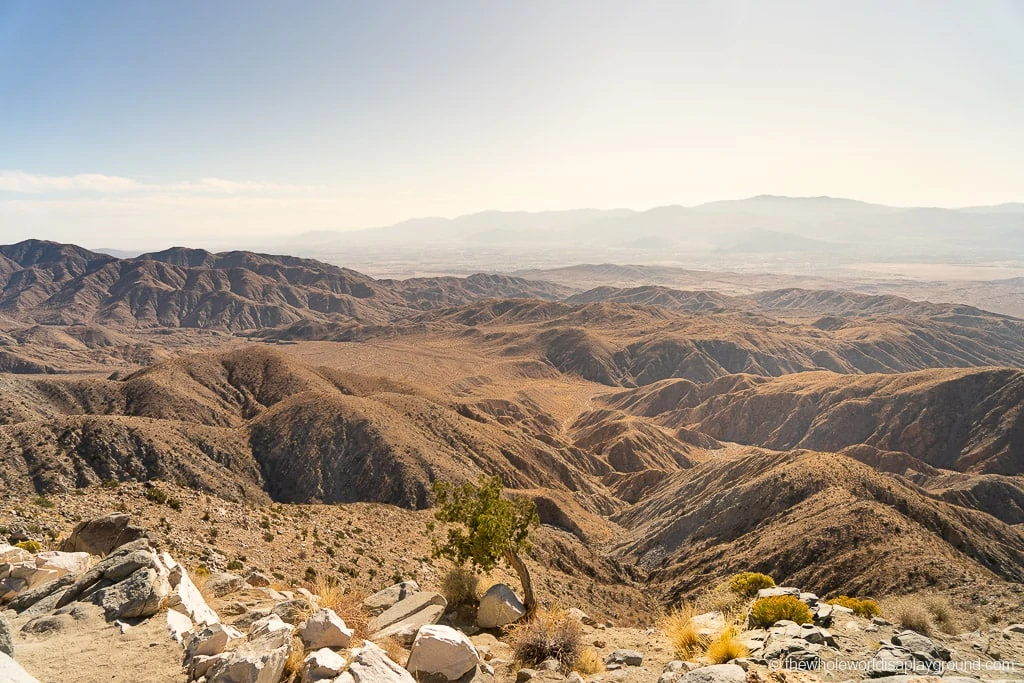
1;0;1022;248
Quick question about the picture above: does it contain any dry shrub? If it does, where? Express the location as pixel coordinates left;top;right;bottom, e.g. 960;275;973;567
696;583;750;624
925;596;959;634
310;577;369;641
661;604;711;660
282;636;306;682
509;607;583;673
575;647;605;674
727;572;775;598
749;595;812;627
832;595;881;618
441;565;480;607
374;636;407;667
15;540;42;554
706;628;749;664
884;596;932;635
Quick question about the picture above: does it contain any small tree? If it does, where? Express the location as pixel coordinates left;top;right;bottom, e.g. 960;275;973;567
432;475;541;619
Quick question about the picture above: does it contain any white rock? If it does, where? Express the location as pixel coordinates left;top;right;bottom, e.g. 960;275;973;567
249;614;294;649
165;565;220;626
0;546;31;564
407;624;480;681
692;611;726;637
186;622;233;659
476;583;526;628
677;664;748;683
347;642;415;683
302;648;346;682
363;581;420;615
371;604;445;647
0;652;39;683
166;608;193;643
34;551;90;576
299;608;353;650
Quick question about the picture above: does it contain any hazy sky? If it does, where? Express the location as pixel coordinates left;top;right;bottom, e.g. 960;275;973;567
1;0;1022;248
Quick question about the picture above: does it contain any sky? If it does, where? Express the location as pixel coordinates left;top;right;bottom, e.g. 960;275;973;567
1;0;1022;249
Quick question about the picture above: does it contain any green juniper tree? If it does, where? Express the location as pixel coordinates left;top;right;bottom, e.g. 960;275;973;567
431;475;541;619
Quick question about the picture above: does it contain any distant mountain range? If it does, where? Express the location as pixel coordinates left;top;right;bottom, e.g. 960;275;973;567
289;196;1024;263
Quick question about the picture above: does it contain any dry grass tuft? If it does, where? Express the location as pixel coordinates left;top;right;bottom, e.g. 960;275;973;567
309;577;369;641
575;646;605;674
696;583;750;624
374;636;407;667
661;603;711;660
883;596;932;635
509;607;583;673
925;596;959;634
705;628;749;664
282;636;306;682
440;565;480;607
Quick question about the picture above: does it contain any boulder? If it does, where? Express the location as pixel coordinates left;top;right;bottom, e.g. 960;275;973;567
93;567;170;620
864;644;930;678
35;551;90;576
186;622;239;659
813;602;834;627
302;648;346;682
370;603;445;647
363;580;420;615
7;575;75;615
891;630;952;661
567;607;593;625
407;624;480;681
677;664;747;683
249;614;295;649
0;652;39;683
299;608;353;650
204;637;292;683
0;613;12;658
368;592;447;633
476;584;525;628
272;598;313;625
246;571;271;588
206;572;245;598
346;641;416;682
60;514;147;556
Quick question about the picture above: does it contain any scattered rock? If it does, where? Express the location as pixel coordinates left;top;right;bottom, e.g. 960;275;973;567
299;608;352;650
249;614;295;649
476;584;526;629
605;649;643;666
890;629;952;661
407;624;481;681
677;664;747;683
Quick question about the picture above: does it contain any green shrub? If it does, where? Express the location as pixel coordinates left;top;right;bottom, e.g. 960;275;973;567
15;540;42;553
832;595;881;618
227;559;244;571
727;572;776;597
167;497;183;511
32;495;55;509
144;486;168;505
749;595;813;627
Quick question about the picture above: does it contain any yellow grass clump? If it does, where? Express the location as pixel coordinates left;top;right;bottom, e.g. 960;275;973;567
508;607;583;673
706;628;750;664
661;604;711;660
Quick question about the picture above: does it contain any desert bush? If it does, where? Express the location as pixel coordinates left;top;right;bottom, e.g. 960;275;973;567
696;583;750;622
282;636;305;681
32;495;55;509
441;565;480;607
509;608;582;673
375;636;407;667
925;596;958;634
226;559;244;571
15;540;42;553
884;597;932;635
832;595;881;618
706;628;749;664
575;647;605;674
144;486;168;505
749;595;812;627
661;604;711;659
727;572;775;598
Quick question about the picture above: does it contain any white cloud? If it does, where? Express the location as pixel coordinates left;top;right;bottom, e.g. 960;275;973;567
0;170;312;195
